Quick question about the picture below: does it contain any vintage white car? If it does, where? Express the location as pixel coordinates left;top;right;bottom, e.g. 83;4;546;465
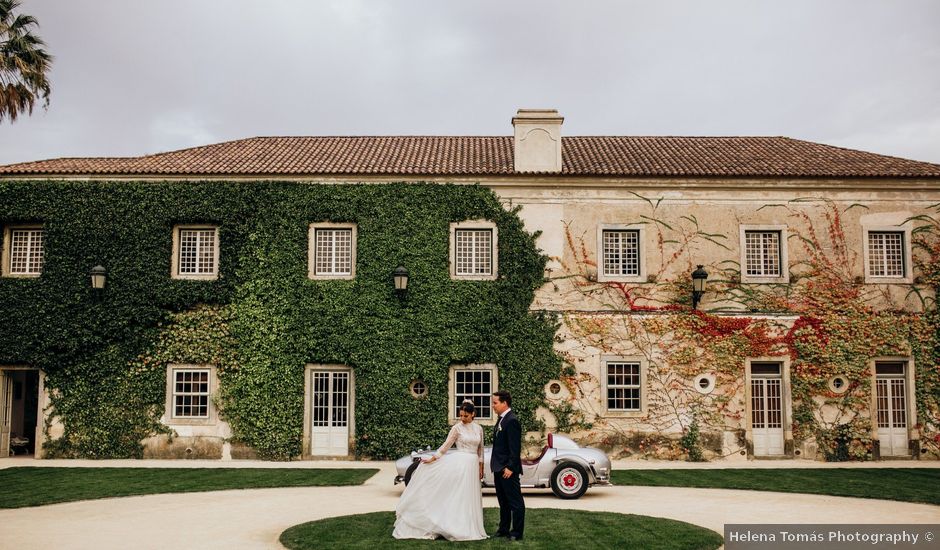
393;433;612;499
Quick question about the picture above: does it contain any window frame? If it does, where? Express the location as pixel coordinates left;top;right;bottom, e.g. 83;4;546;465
2;224;45;278
308;223;358;280
596;224;646;283
863;226;912;284
171;224;220;280
449;220;498;281
739;225;789;283
448;364;498;425
164;364;218;426
600;355;647;417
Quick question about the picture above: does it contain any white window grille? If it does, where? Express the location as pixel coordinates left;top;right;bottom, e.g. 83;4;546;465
744;230;781;277
606;361;641;411
172;369;210;418
602;230;640;277
454;369;493;419
455;229;492;276
311;370;349;427
9;227;44;275
315;228;353;275
178;228;217;275
868;231;905;278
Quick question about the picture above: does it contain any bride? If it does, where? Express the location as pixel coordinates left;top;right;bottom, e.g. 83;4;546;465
393;400;487;541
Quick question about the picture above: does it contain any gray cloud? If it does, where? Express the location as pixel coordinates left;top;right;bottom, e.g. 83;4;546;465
1;0;938;164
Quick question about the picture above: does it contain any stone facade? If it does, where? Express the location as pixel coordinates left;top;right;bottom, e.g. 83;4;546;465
2;109;939;461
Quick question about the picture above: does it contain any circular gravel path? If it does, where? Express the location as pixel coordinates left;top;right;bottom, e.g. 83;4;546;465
1;460;938;549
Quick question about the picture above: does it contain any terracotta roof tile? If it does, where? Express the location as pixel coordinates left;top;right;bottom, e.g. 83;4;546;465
1;136;938;178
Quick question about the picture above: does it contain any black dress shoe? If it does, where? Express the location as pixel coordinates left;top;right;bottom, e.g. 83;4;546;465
508;535;522;542
493;532;510;538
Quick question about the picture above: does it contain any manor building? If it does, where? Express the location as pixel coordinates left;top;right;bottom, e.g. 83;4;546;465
2;109;939;461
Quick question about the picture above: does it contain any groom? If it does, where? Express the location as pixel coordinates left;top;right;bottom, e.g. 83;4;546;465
490;390;525;541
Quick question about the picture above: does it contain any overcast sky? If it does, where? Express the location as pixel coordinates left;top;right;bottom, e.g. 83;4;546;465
1;0;938;165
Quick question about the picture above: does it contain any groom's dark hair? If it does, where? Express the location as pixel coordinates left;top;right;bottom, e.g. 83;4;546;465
492;390;511;406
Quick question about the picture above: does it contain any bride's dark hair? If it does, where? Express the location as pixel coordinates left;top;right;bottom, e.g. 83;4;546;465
458;399;476;415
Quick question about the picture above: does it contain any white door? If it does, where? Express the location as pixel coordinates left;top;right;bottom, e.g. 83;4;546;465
751;376;784;456
876;377;908;456
310;370;350;456
1;372;11;457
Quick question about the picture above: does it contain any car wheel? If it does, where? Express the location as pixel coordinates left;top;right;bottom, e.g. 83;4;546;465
403;460;420;486
550;462;588;499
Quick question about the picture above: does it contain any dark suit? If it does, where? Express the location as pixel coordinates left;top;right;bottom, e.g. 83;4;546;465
491;409;525;539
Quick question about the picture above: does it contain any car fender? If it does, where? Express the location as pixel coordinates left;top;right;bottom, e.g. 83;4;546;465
551;454;597;484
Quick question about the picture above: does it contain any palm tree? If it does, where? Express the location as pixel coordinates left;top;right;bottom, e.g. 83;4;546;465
0;0;52;123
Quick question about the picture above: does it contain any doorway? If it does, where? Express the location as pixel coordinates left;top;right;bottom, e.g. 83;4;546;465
305;365;354;457
749;361;785;456
1;369;40;457
874;361;910;457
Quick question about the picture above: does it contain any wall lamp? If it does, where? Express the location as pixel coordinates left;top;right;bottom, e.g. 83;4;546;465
90;265;107;290
691;264;708;310
393;265;409;298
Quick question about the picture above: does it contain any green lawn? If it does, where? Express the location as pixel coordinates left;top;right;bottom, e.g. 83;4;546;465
0;467;378;508
280;509;723;550
611;468;940;505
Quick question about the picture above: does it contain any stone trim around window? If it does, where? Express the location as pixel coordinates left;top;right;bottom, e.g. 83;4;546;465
1;224;45;278
448;363;498;425
596;224;646;283
164;364;218;426
738;225;789;284
862;225;913;284
307;222;357;280
449;220;498;281
170;224;220;280
599;355;647;417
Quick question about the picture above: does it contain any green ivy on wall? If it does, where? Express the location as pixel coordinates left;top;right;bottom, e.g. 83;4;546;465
0;181;562;459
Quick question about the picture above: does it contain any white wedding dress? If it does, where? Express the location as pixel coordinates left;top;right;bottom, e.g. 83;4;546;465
393;421;487;541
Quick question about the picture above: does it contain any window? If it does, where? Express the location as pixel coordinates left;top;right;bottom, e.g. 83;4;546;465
739;225;788;283
309;223;357;279
456;229;492;275
863;226;912;283
450;221;498;280
867;232;905;278
164;365;217;424
745;231;781;277
597;224;645;282
409;379;428;399
172;369;210;418
171;225;219;280
449;364;498;422
2;225;44;277
606;360;642;411
601;357;646;416
603;230;639;276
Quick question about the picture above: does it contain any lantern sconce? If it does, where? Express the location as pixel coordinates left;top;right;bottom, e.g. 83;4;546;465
90;265;107;290
393;265;409;298
691;264;708;310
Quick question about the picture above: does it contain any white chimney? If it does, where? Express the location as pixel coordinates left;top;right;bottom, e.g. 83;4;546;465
512;109;564;172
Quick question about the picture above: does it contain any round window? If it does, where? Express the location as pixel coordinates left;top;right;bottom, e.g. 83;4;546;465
544;380;568;399
828;375;849;394
693;373;716;394
409;379;428;398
